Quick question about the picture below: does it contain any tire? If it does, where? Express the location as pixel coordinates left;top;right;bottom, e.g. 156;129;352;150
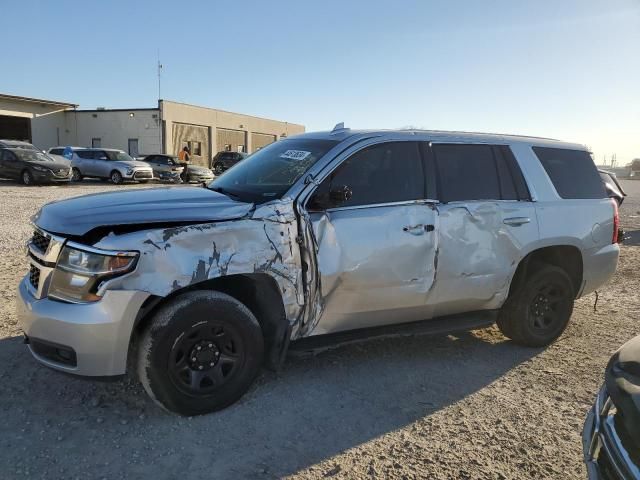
497;264;574;347
71;168;83;182
137;290;264;416
21;169;34;186
110;170;123;184
213;163;224;175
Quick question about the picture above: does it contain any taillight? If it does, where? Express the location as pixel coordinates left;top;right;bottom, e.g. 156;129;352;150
612;198;619;244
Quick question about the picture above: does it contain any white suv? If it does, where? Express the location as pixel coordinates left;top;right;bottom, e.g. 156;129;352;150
48;147;153;184
20;128;619;415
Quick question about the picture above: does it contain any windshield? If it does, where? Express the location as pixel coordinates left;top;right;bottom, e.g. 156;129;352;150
9;143;39;151
13;150;56;162
104;150;135;162
208;139;339;203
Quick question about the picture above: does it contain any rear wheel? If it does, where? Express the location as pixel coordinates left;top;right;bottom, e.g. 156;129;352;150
497;264;574;347
110;170;123;184
21;169;34;186
137;291;264;416
71;168;83;182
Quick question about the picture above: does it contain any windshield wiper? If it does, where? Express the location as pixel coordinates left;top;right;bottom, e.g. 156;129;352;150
209;186;243;201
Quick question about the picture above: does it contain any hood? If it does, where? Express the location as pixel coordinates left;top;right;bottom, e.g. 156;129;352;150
114;160;152;169
33;186;254;237
29;158;71;170
605;334;640;452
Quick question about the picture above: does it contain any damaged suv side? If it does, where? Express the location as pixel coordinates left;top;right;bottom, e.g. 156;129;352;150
18;128;619;415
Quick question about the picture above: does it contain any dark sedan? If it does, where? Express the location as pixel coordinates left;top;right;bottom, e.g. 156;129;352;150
211;151;248;175
583;335;640;479
0;147;72;185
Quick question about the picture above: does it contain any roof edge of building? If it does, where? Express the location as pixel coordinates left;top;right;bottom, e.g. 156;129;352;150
160;99;304;127
0;92;77;108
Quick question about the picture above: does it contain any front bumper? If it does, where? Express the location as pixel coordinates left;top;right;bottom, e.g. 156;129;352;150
123;170;154;181
17;277;149;376
188;174;214;182
583;386;640;479
32;169;72;183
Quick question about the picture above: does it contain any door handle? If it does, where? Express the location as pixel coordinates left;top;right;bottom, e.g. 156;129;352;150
503;217;531;226
403;224;435;235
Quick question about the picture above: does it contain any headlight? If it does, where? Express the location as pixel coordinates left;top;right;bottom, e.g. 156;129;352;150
32;165;49;172
126;168;134;175
48;244;138;303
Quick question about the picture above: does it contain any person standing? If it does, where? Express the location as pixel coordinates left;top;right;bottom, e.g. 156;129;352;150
178;146;190;182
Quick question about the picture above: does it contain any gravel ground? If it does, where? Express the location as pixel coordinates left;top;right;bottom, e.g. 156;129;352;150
0;178;638;479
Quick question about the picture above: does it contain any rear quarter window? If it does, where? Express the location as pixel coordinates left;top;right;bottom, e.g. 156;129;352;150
532;147;606;199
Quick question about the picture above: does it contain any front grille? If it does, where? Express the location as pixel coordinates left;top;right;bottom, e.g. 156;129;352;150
596;449;618;480
29;264;40;289
134;170;153;179
31;230;50;253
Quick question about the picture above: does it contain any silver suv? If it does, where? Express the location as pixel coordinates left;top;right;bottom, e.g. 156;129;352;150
49;147;154;184
19;128;619;415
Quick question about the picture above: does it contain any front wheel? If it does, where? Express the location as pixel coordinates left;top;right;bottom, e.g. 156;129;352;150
137;291;264;415
110;170;123;184
21;169;34;186
213;163;224;175
71;168;83;182
497;264;574;347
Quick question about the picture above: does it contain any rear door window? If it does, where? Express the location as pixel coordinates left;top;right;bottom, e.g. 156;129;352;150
532;147;606;199
432;144;500;202
76;150;94;160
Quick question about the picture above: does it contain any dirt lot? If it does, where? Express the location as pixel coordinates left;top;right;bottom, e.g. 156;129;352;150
0;179;638;480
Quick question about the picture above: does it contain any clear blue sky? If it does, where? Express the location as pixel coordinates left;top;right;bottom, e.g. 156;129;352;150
3;0;639;164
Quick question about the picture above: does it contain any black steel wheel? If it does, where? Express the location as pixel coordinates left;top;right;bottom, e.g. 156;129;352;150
497;264;574;347
137;290;264;415
167;322;244;396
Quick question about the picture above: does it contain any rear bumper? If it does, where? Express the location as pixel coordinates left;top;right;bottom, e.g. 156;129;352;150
580;243;619;297
17;277;149;376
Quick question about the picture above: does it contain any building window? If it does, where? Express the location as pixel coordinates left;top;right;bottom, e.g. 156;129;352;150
188;141;202;156
237;145;245;153
224;144;231;152
92;138;101;148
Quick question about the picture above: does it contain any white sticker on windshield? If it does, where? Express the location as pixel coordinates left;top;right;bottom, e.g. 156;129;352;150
280;150;311;161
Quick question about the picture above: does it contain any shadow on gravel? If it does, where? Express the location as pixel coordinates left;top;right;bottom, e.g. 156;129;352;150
0;329;539;479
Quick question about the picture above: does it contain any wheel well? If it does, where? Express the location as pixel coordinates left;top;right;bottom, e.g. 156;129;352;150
509;246;583;298
131;273;290;370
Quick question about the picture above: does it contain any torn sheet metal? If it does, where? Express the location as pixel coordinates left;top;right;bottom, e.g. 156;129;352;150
93;199;305;332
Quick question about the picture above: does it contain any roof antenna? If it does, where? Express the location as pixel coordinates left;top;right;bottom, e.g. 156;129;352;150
332;122;345;132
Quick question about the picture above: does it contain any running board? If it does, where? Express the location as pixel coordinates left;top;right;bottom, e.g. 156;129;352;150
288;310;498;357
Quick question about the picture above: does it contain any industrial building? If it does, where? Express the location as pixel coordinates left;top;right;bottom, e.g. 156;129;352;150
0;93;305;166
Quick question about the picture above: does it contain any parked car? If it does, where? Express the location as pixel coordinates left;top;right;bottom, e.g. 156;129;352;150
0;146;71;185
583;334;640;479
0;139;41;151
18;127;619;416
50;147;154;184
139;154;184;183
185;164;214;183
211;151;247;175
599;169;627;206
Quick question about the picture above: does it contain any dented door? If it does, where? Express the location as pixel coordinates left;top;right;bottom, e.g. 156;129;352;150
309;202;438;335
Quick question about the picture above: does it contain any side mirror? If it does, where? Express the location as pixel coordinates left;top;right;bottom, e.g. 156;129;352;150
329;185;353;205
